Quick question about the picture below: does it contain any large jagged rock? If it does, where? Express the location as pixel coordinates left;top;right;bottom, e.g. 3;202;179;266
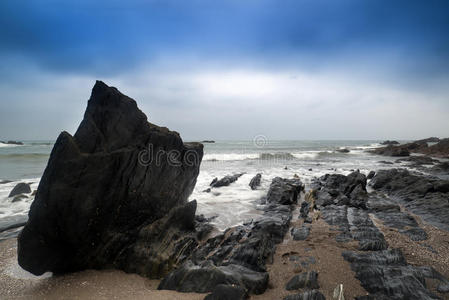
18;81;203;276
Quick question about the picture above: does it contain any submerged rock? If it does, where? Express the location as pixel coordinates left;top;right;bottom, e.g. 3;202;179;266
381;140;400;145
18;81;203;276
8;183;31;197
210;174;244;188
249;173;262;190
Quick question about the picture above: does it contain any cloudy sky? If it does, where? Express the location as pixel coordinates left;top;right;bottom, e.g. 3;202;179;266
1;0;448;141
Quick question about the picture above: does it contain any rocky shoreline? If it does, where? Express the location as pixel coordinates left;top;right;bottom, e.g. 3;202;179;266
1;82;449;299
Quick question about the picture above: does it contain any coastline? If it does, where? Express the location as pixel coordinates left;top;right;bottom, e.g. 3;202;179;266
2;189;449;299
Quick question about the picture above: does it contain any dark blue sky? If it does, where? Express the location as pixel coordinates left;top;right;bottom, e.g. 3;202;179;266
1;0;449;140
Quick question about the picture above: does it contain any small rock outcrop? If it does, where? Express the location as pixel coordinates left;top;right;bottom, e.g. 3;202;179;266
210;174;244;188
380;140;399;145
370;168;449;230
249;173;262;190
8;183;31;197
370;145;411;157
18;81;203;276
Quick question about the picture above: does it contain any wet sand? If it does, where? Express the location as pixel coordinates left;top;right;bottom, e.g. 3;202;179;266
0;238;205;300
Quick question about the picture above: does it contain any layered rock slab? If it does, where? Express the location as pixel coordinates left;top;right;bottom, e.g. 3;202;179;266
18;81;203;276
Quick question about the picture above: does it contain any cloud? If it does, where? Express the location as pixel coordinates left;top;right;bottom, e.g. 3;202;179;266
0;0;448;140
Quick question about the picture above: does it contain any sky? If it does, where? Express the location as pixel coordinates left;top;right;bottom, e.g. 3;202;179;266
0;0;448;141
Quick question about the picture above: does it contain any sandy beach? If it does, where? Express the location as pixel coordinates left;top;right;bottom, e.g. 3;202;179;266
2;197;449;300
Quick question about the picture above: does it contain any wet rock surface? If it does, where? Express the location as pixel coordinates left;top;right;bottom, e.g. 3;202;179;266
291;225;310;241
285;271;319;290
210;174;244;188
158;177;303;295
313;170;449;299
18;81;204;277
370;168;449;230
267;177;303;205
8;182;31;197
343;249;447;300
283;290;326;300
204;284;248;300
311;170;368;209
249;173;262;190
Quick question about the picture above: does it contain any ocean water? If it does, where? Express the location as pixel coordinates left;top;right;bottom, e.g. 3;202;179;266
0;139;414;234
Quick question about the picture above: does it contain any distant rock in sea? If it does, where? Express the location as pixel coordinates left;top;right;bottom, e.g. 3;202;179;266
380;140;399;145
202;140;215;143
18;81;203;277
0;140;24;145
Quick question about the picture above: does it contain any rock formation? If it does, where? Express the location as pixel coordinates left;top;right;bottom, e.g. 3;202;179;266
18;81;203;276
249;173;262;190
8;183;31;197
158;177;304;295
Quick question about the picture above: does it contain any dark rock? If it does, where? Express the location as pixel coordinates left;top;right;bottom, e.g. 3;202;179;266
321;205;387;250
249;173;262;190
414;137;440;144
18;81;203;277
195;215;215;241
283;290;326;300
285;271;319;290
299;201;310;218
8;183;31;197
291;225;310;241
381;140;400;145
203;188;211;193
395;156;437;165
160;177;299;295
266;177;303;205
418;138;449;158
204;284;248;300
12;194;28;203
343;249;445;300
367;171;375;179
158;260;268;294
370;144;414;157
370;169;449;230
311;171;368;209
202;140;215;143
336;148;350;153
430;161;449;175
0;180;12;184
400;228;428;241
378;160;394;164
211;174;244;188
5;140;24;145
